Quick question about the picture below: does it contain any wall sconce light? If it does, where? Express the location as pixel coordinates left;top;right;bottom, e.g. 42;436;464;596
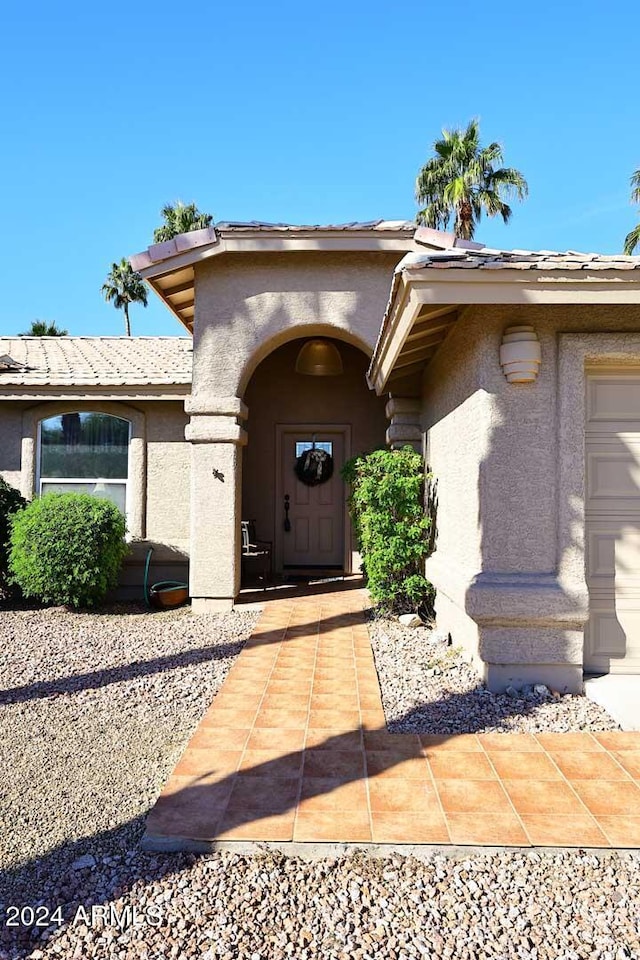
500;325;541;383
295;339;343;376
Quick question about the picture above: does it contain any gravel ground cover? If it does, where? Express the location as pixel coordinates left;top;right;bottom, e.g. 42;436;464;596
2;848;639;959
0;604;258;911
1;597;636;959
368;615;620;734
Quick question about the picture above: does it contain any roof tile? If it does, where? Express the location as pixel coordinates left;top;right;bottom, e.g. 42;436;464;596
131;220;419;271
215;219;416;232
0;337;192;387
396;247;640;273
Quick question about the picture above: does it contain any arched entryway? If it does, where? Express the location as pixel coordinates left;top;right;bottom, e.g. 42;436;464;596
241;337;387;578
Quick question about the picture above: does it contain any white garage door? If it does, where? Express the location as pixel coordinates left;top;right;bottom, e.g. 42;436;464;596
585;367;640;674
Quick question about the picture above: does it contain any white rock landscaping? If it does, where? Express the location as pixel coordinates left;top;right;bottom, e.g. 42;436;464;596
368;615;620;734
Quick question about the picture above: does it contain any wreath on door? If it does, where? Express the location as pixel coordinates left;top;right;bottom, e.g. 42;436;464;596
295;444;334;486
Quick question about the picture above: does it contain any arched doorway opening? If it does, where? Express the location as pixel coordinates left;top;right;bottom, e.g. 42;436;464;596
241;336;387;579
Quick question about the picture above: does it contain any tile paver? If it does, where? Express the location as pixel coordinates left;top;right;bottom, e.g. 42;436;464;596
145;582;640;848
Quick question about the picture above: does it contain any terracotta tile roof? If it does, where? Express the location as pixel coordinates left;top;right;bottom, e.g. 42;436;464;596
215;219;416;232
130;220;418;272
400;246;640;272
408;229;640;269
0;337;192;387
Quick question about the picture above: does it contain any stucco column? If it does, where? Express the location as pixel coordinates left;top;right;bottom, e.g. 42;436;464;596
385;397;422;451
185;396;248;613
20;434;36;500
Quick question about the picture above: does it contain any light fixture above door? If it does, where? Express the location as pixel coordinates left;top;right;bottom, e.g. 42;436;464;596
295;339;343;376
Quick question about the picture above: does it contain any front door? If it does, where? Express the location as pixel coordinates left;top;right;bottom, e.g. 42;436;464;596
585;367;640;673
278;427;346;572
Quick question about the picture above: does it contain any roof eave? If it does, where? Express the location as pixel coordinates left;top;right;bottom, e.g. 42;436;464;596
368;272;421;394
144;276;195;334
0;385;192;400
133;231;419;279
368;266;640;394
132;227;422;335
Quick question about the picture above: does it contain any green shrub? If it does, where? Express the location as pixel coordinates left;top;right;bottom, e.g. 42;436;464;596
9;493;128;608
0;478;27;598
342;446;435;615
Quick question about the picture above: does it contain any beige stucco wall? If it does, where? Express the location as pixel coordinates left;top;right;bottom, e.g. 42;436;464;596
0;402;25;490
193;251;403;396
242;340;387;553
143;402;190;554
0;399;190;595
422;303;640;692
187;250;403;608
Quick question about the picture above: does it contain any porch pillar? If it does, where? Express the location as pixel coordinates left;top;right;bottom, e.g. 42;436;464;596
185;396;248;613
385;397;422;452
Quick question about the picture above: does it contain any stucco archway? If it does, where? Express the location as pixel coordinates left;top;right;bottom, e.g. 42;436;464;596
237;324;373;398
241;335;387;580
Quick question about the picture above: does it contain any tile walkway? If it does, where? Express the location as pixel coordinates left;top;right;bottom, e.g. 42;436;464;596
145;583;640;848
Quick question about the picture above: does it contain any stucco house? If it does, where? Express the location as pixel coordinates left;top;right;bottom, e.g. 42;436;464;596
0;336;193;591
2;220;640;695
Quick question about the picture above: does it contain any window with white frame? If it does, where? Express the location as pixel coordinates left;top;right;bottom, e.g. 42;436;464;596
38;412;130;514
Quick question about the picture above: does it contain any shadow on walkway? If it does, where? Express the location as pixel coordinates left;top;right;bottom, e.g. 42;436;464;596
0;610;364;706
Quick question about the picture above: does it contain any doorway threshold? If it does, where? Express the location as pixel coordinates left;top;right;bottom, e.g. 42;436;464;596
237;575;364;606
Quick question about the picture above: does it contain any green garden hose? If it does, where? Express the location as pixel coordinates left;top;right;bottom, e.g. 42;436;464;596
144;547;153;608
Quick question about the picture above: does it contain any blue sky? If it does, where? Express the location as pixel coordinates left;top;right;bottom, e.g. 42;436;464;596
1;0;638;337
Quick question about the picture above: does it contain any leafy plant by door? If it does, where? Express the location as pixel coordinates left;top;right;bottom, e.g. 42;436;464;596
342;446;435;615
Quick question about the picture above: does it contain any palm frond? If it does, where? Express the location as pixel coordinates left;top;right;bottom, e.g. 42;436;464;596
443;177;468;205
489;167;529;199
463;118;480;150
20;320;68;336
624;222;640;255
416;201;451;230
101;258;148;334
476;189;512;222
414;120;527;238
153;200;214;242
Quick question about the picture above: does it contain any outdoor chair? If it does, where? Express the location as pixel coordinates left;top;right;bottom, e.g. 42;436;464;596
241;520;273;588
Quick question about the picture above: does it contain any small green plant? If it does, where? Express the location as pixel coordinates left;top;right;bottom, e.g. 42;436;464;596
342;446;435;614
9;493;128;608
0;478;27;598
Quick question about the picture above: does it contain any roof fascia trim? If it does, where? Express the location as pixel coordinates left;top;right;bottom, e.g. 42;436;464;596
404;269;640;302
0;388;191;401
368;279;424;395
136;235;419;281
137;239;229;280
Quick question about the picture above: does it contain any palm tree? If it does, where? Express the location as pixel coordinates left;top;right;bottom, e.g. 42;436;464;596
623;169;640;255
415;119;528;241
101;259;148;337
20;320;68;336
153;201;213;242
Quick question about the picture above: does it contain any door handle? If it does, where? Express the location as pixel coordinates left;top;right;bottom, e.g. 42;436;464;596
284;494;291;532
